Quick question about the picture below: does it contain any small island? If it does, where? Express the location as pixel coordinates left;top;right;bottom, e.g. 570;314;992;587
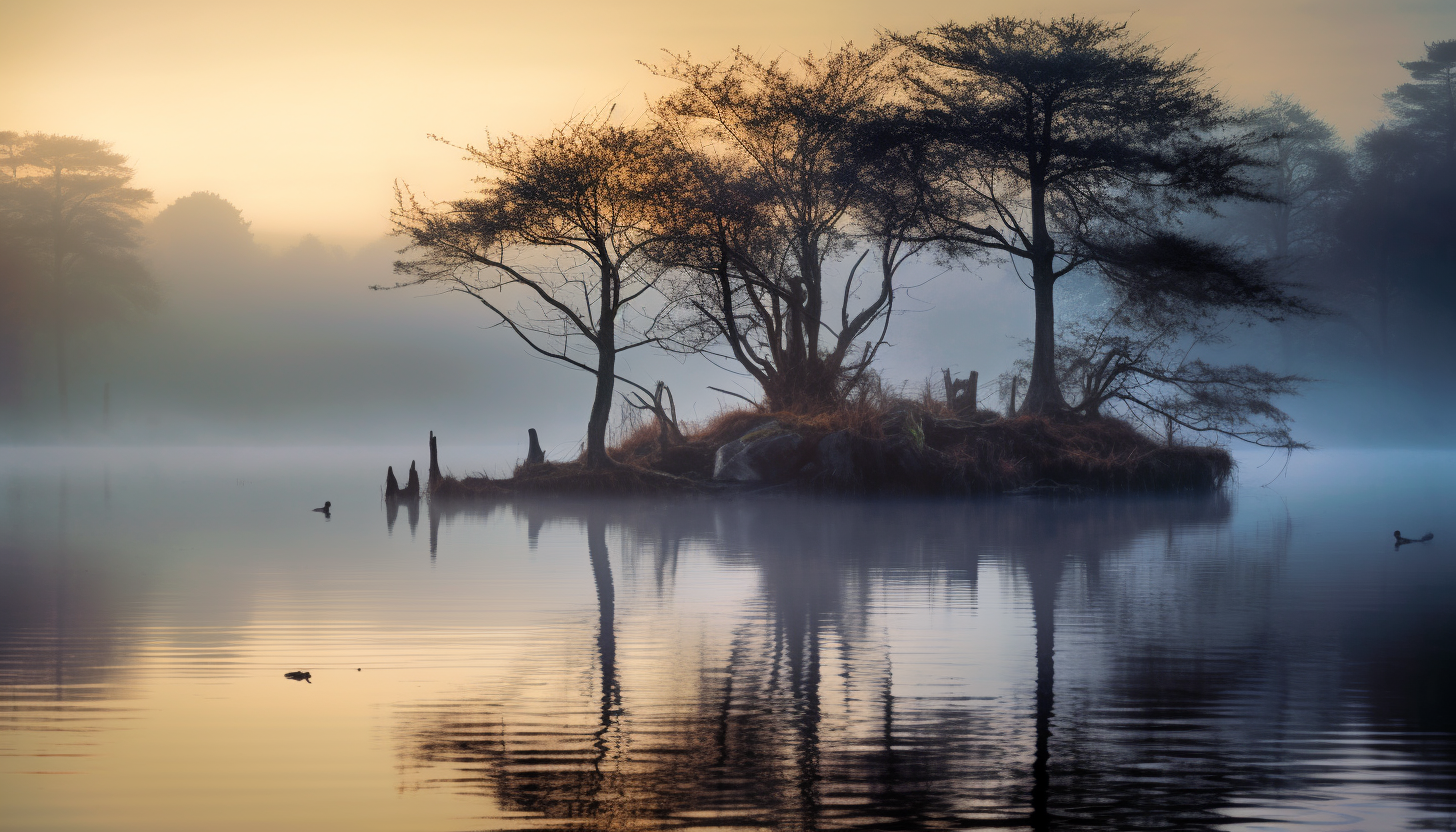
419;404;1232;500
377;18;1319;500
411;360;1233;498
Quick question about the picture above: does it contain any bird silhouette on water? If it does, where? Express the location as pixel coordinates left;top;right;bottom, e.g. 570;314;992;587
1394;530;1434;548
284;671;312;683
313;501;331;518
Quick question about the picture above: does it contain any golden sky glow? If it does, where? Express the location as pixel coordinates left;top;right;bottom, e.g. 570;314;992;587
4;0;1452;244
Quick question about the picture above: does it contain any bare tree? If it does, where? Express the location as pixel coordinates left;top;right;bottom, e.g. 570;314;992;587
1018;306;1308;449
384;113;686;468
648;45;934;412
623;380;685;452
896;17;1306;415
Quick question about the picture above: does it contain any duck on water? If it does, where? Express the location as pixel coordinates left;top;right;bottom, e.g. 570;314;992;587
1394;530;1434;547
313;501;331;518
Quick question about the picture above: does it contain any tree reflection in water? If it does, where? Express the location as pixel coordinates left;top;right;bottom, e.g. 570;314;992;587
4;455;1454;829
405;495;1313;830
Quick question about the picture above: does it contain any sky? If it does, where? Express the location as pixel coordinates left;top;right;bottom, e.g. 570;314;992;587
5;0;1454;246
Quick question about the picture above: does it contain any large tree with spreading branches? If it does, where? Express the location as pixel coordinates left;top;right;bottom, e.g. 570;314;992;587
385;114;687;468
895;17;1310;415
648;45;937;411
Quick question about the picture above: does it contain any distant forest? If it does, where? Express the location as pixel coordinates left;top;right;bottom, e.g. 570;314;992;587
1;20;1453;449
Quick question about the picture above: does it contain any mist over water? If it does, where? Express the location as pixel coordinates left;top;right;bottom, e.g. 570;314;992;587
2;447;1452;830
1;205;1039;449
4;8;1456;830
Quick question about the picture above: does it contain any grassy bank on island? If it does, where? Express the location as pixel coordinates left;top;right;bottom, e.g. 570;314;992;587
425;399;1234;499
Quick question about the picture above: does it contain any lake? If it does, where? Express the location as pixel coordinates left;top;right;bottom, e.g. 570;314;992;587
1;446;1453;831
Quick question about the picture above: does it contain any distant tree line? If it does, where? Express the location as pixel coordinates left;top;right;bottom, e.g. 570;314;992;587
0;133;156;430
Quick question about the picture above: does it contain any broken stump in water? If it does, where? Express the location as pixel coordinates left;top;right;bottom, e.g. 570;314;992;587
400;461;421;498
527;428;545;465
429;431;443;488
385;465;400;498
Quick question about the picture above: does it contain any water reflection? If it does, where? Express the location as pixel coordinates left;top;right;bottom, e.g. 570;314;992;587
4;449;1455;831
383;493;419;537
0;477;133;699
407;496;1269;830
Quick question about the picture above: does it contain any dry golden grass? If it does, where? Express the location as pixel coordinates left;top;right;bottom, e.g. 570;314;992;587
430;400;1233;499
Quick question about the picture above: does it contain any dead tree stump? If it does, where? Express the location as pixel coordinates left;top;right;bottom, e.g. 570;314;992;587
942;369;980;416
428;431;442;488
400;461;420;498
527;428;545;465
385;466;400;498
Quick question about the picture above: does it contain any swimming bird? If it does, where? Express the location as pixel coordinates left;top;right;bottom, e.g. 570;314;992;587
1394;530;1434;547
284;671;312;683
313;501;331;516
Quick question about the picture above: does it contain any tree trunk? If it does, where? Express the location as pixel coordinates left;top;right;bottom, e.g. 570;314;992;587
1022;169;1067;415
52;164;69;432
1022;273;1067;414
54;306;68;430
584;262;618;469
585;348;615;469
428;431;442;487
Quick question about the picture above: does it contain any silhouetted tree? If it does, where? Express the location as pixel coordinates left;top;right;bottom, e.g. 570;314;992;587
385;113;686;468
649;45;934;411
896;17;1307;414
148;191;257;264
1385;40;1456;161
1234;96;1349;263
0;132;155;428
1326;41;1456;367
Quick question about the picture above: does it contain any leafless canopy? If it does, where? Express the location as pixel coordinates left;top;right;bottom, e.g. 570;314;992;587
1028;307;1309;450
646;44;937;412
383;112;691;466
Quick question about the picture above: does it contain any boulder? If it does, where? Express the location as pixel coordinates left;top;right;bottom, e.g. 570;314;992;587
713;424;807;483
814;430;860;487
812;427;948;493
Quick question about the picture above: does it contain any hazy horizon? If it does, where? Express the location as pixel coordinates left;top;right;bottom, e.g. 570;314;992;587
4;3;1455;452
6;0;1454;244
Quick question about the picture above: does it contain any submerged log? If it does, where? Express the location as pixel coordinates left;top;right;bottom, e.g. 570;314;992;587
429;431;443;487
385;465;400;498
527;428;545;465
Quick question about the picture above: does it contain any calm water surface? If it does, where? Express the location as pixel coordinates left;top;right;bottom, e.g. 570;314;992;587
1;447;1453;831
